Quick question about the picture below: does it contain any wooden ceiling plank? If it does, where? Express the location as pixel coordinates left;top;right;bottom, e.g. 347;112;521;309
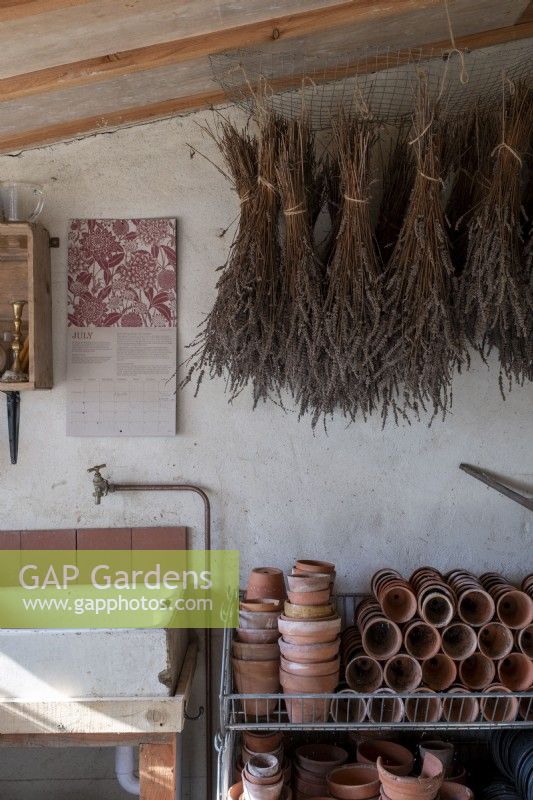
0;89;225;153
517;1;533;24
0;19;531;154
0;0;91;23
1;0;525;82
0;0;423;77
0;0;518;103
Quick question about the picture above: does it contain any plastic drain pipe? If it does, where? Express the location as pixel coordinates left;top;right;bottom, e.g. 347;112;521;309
115;746;140;795
115;739;183;798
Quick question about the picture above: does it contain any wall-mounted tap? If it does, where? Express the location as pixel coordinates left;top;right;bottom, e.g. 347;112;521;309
84;462;213;798
87;463;110;504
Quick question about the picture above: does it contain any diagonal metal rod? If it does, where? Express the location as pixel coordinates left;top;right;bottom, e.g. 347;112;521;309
459;463;533;512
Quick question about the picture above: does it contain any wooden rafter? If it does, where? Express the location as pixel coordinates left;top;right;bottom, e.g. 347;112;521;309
0;0;531;153
0;0;91;23
0;0;444;103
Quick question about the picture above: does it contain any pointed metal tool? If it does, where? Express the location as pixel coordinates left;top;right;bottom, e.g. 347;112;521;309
460;463;533;512
5;391;20;464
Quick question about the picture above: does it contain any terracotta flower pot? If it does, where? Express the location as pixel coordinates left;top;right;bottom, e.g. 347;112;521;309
516;623;533;658
478;622;514;660
228;782;244;800
286;575;331;594
480;684;519;722
458;652;495;690
404;688;443;723
497;651;533;691
418;589;456;629
384;654;422;693
376;576;417;624
241;599;284;613
246;754;281;779
403;620;441;661
278;615;341;645
345;654;383;694
330;689;368;723
280;654;340;677
372;568;402;597
236;628;280;644
242;745;283;765
480;573;533;628
496;590;533;630
422;653;457;692
367;689;404;724
294;560;335;575
283;601;334;620
279;637;340;664
239;610;281;630
243;773;283;800
232;641;280;661
419;741;454;779
356;740;414;777
456;589;495;627
442;684;480;723
246;568;285;601
295;743;348;776
447;571;495;627
279;669;337;723
327;764;380;800
287;589;331;606
279;667;338;691
232;658;280;717
361;618;402;660
441;623;477;661
377;752;443;800
243;731;283;754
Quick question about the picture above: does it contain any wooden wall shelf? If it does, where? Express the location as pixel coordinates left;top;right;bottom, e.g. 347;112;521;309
0;222;52;390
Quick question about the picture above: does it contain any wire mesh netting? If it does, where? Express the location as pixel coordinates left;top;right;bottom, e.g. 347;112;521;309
210;41;533;128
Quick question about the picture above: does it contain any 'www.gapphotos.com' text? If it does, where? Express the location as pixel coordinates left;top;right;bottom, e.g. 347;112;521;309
22;595;213;615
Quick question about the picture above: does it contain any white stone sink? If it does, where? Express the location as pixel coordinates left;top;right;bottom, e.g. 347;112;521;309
0;629;188;699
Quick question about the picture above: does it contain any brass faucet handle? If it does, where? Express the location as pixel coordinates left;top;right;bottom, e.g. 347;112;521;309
88;464;106;474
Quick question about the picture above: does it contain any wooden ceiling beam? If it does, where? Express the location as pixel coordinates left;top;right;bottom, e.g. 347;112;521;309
0;0;446;103
517;1;533;24
0;0;91;23
0;89;224;153
0;18;532;154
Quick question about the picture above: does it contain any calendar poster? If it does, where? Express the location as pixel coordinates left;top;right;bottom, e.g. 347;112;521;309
66;218;177;436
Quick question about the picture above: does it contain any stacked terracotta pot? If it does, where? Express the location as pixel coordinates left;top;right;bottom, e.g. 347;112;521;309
344;566;533;724
241;753;290;800
232;732;292;800
233;568;285;719
278;560;341;722
293;743;347;800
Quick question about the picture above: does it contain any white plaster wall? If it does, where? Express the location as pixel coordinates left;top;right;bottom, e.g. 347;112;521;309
0;110;532;798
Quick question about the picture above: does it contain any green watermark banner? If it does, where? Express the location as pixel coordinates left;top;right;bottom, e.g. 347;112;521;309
0;550;239;629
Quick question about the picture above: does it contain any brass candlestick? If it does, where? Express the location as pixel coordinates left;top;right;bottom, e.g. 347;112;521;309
1;300;28;382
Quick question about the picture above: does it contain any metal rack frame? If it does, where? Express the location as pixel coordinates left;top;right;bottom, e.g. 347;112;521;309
216;593;533;799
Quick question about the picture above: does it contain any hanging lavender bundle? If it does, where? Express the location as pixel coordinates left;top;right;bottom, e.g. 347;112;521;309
381;79;465;424
460;82;533;392
322;112;385;421
181;113;287;405
445;108;499;274
180;120;259;397
375;122;415;267
276;118;327;424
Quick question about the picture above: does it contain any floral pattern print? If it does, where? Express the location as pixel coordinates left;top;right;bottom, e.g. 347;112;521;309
67;218;176;328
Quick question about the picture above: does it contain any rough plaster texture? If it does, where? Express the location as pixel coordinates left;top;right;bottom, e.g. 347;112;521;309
0;110;531;798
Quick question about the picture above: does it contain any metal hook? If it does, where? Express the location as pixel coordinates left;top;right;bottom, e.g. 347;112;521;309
184;701;205;721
